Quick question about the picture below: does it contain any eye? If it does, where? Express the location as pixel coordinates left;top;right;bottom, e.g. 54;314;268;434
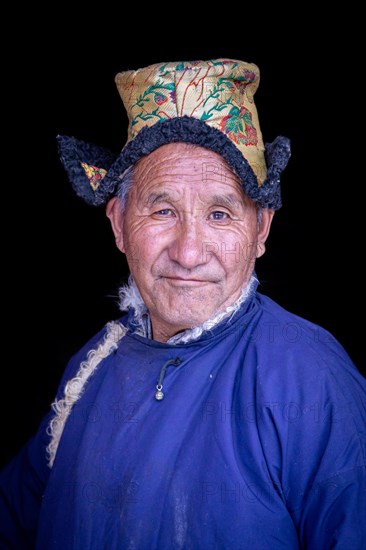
209;211;230;221
153;208;175;217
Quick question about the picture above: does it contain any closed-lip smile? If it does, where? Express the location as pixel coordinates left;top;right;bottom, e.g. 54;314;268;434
164;276;210;285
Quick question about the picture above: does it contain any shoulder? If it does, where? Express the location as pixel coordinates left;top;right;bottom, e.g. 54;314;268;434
252;292;365;405
250;294;365;493
256;292;342;344
255;292;358;366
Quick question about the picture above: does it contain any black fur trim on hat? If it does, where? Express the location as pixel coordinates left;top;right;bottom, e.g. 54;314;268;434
95;117;260;206
58;117;291;209
261;135;292;209
57;135;118;205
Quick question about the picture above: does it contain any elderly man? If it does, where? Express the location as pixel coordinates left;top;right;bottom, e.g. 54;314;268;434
1;59;365;549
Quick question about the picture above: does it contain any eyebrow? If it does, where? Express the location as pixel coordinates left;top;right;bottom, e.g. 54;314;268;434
144;192;172;206
210;194;243;209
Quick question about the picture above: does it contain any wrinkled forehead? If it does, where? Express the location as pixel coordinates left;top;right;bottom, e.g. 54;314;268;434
133;143;243;193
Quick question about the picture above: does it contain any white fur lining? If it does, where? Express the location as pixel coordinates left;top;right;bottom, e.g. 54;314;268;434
46;321;127;468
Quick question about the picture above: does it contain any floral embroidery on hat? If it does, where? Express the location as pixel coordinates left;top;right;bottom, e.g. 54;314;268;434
123;60;259;149
219;106;257;146
81;162;107;191
130;80;175;130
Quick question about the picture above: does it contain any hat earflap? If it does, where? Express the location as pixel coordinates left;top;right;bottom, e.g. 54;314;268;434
258;136;291;210
57;135;118;206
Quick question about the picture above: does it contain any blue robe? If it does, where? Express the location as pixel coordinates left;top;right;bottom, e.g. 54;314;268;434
1;291;365;549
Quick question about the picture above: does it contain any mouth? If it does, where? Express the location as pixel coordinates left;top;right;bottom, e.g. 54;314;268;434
163;276;211;286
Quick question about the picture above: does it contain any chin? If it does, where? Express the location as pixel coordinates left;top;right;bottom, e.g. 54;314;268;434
149;284;225;330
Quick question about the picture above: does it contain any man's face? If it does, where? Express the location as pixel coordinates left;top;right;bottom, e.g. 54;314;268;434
107;143;273;342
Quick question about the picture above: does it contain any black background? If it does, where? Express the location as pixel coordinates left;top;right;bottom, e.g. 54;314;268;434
1;10;364;468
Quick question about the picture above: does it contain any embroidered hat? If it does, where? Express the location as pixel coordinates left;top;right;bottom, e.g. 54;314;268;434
58;59;291;209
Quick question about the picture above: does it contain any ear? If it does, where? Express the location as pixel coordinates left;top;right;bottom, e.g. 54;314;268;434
256;209;275;258
106;197;125;252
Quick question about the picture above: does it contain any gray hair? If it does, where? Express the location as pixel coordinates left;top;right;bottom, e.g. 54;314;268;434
116;165;135;211
257;207;263;226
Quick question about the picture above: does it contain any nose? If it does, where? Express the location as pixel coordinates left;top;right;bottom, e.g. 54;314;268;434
168;219;208;269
